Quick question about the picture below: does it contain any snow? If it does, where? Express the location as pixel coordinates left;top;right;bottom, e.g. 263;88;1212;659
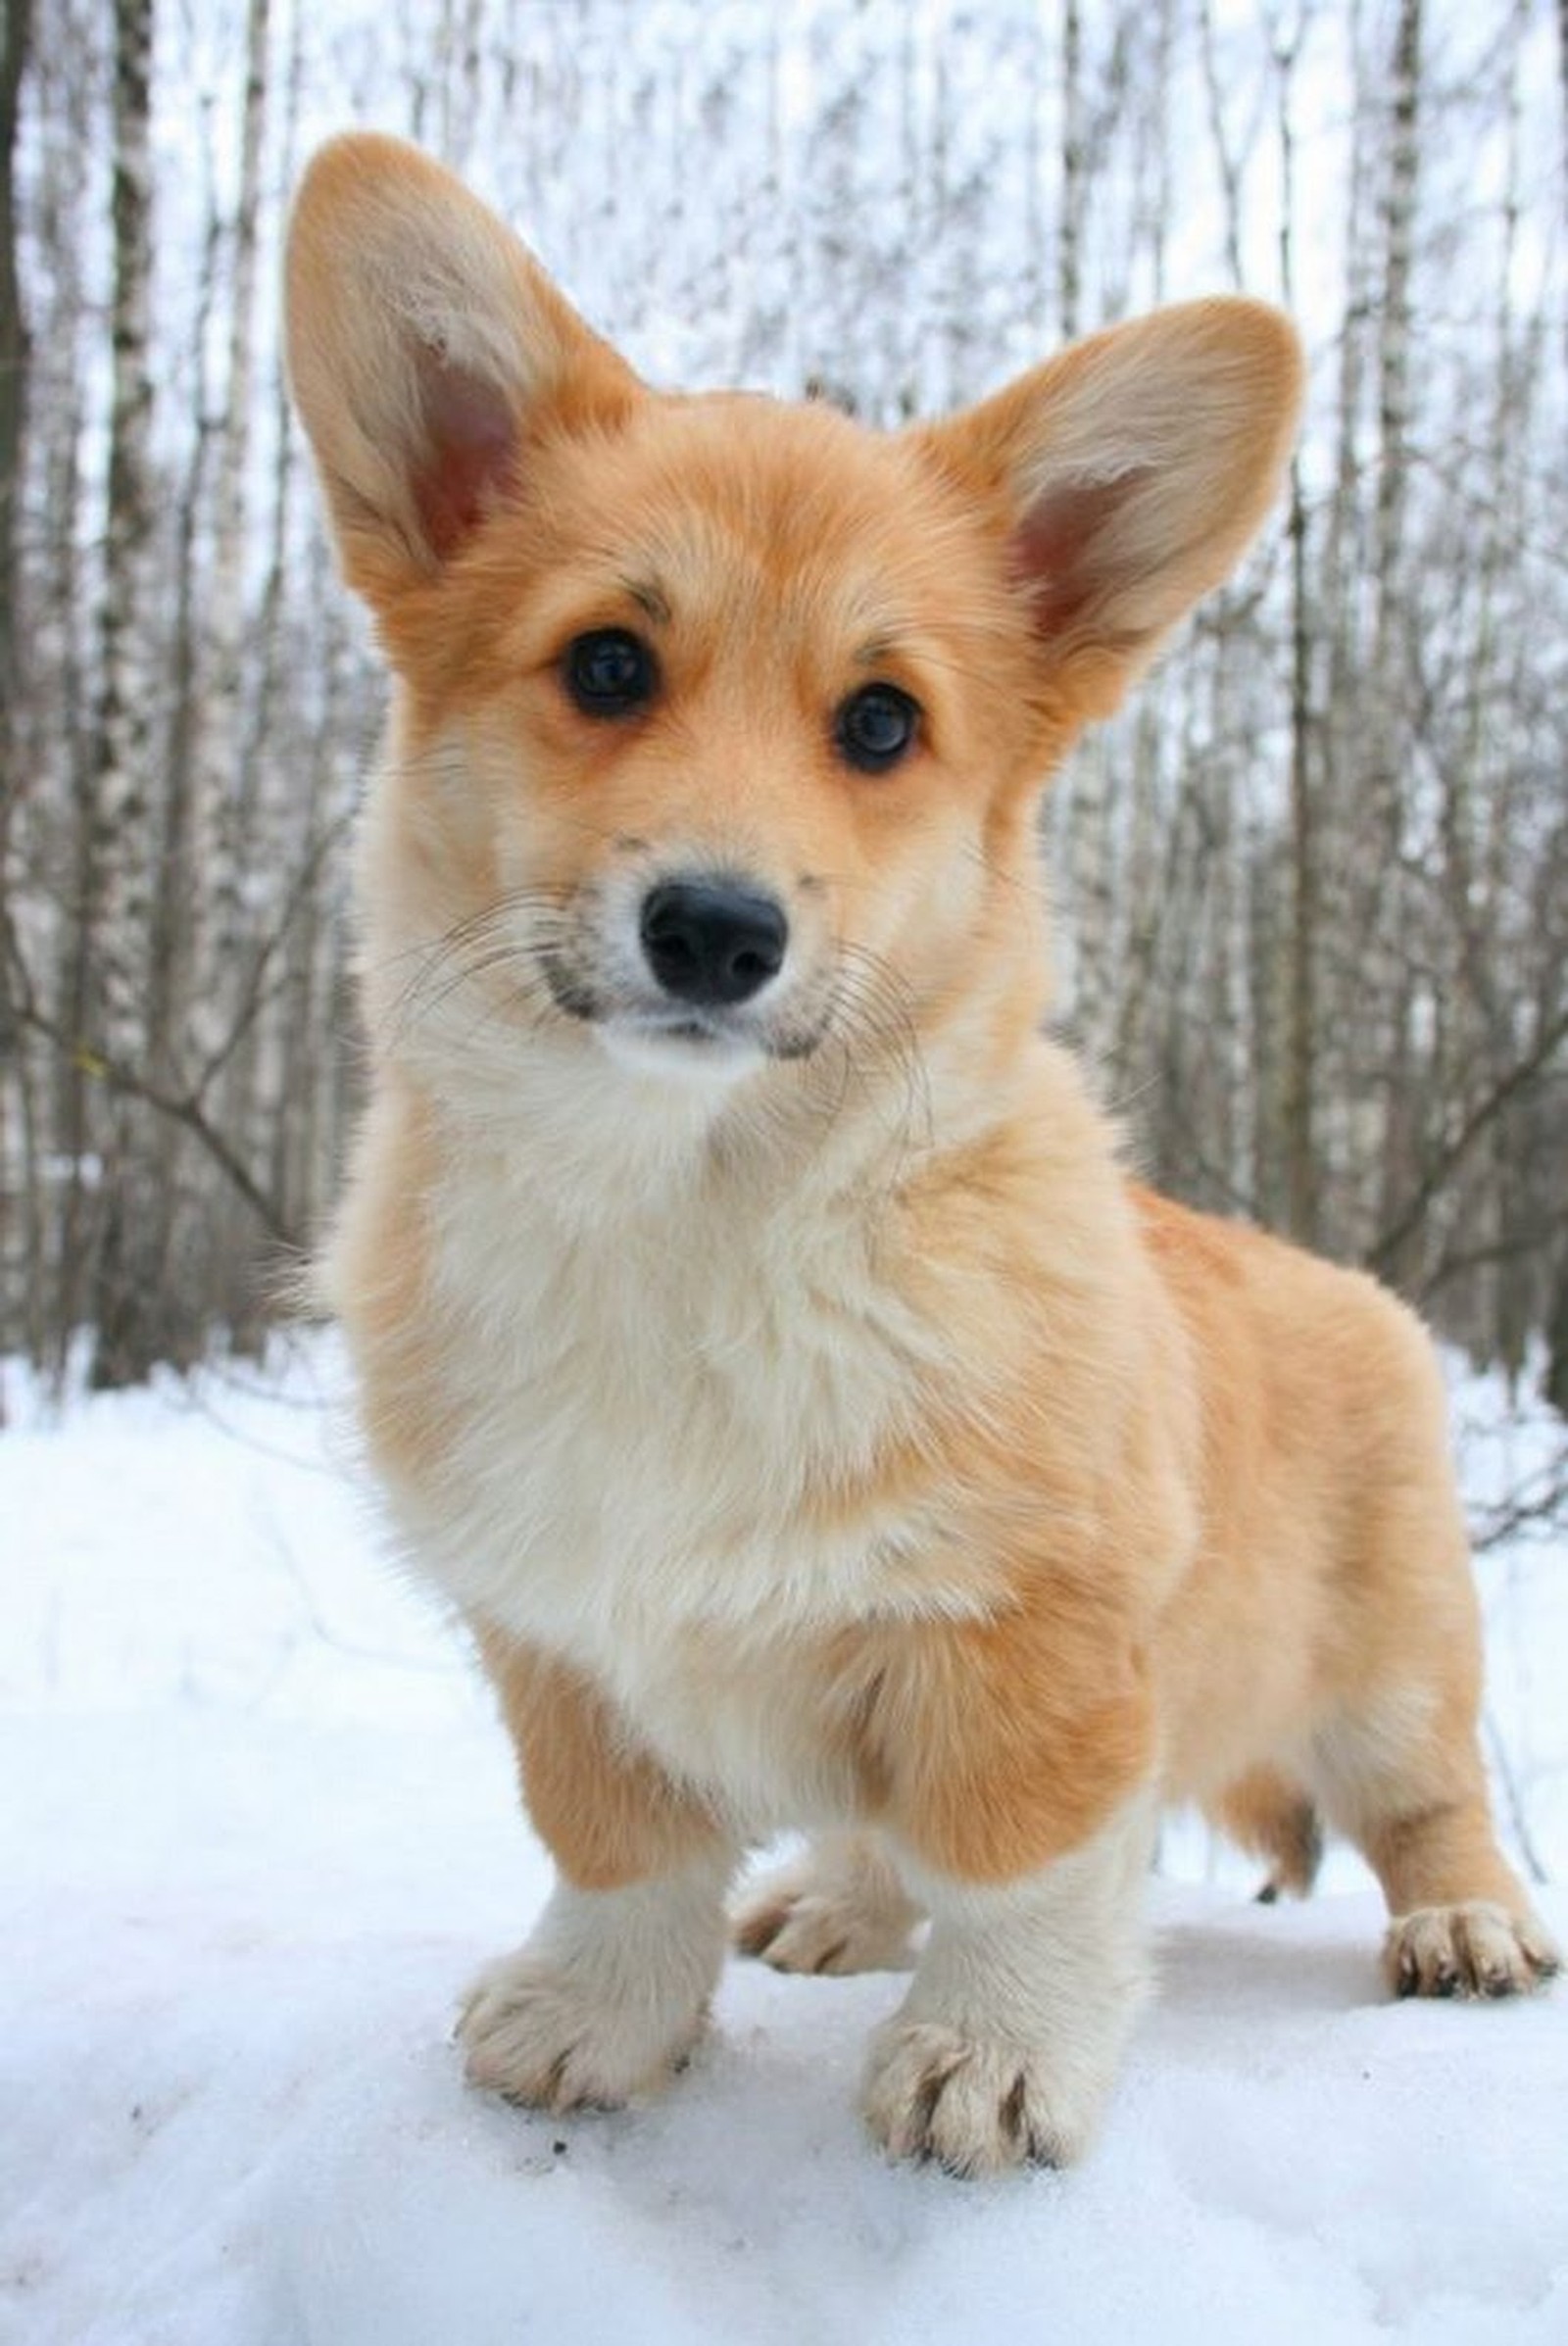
3;1337;1565;2346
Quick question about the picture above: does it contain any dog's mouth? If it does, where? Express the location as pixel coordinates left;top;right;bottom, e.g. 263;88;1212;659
650;1016;720;1046
540;952;827;1067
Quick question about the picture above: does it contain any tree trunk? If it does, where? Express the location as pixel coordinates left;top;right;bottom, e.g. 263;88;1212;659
86;0;161;1388
0;0;27;736
1058;0;1082;340
194;0;270;1054
1367;0;1423;1281
0;0;30;1394
1557;0;1568;227
1273;26;1319;1248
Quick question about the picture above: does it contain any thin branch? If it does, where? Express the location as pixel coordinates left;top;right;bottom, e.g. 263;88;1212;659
1366;1005;1568;1276
8;985;297;1246
1470;1449;1568;1553
192;806;355;1100
1483;1708;1552;1886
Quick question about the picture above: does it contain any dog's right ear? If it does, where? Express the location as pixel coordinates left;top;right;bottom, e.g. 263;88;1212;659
285;134;639;614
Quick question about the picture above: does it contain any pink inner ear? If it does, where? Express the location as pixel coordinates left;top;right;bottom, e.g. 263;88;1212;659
1008;469;1144;635
410;354;519;565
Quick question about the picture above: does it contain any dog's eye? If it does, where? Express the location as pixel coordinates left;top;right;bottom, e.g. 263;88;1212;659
836;683;920;774
564;629;658;716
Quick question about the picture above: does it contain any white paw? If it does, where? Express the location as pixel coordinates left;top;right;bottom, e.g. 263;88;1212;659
1384;1901;1562;2000
457;1864;729;2113
862;2018;1097;2176
457;1944;707;2110
732;1842;920;1976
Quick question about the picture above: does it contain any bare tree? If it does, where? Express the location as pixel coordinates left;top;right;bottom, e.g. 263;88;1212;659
193;0;270;1054
0;0;26;733
0;0;31;1403
1365;0;1423;1269
1270;12;1320;1246
83;0;160;1387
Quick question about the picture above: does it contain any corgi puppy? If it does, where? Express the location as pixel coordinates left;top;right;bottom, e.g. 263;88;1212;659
285;134;1559;2176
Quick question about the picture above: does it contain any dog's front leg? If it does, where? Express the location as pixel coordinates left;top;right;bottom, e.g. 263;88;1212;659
459;1635;736;2110
854;1595;1159;2175
460;1852;736;2110
862;1795;1155;2175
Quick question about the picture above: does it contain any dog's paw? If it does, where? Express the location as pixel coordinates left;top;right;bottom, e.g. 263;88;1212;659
457;1947;707;2111
732;1846;920;1977
861;2018;1095;2176
1384;1901;1562;2000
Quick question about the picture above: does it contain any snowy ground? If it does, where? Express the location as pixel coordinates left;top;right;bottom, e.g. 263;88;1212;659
4;1335;1566;2346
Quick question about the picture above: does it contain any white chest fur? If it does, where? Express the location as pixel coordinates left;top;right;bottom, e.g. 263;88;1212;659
368;1107;982;1826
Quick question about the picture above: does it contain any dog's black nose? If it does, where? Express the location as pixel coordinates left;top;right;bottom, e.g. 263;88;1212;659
639;878;788;1007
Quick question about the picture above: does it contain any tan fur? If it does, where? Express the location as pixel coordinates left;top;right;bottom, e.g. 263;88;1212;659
286;135;1558;2171
477;1631;727;1893
1213;1766;1323;1900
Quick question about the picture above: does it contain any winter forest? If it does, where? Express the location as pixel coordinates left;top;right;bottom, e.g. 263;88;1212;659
2;0;1567;1404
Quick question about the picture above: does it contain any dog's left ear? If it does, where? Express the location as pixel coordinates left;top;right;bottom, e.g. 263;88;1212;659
918;299;1302;718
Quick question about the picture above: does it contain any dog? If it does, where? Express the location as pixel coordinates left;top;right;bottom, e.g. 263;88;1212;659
285;133;1559;2176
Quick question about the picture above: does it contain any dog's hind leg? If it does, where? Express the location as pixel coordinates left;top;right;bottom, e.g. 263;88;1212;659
1276;1300;1562;2000
1345;1738;1560;1999
732;1832;924;1975
1370;1818;1558;1997
1306;1588;1559;2000
1209;1764;1323;1903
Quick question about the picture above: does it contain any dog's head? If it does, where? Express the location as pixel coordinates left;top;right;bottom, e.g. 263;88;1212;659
287;136;1299;1100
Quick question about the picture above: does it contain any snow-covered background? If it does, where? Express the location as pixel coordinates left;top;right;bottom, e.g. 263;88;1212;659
4;1337;1565;2346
